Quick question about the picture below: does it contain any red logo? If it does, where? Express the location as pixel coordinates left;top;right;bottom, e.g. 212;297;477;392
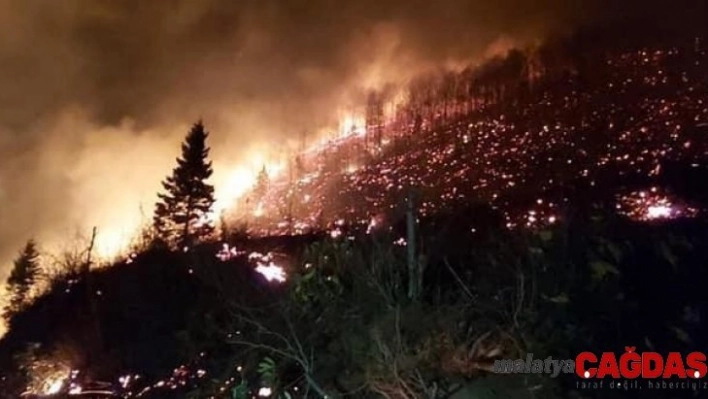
576;347;707;379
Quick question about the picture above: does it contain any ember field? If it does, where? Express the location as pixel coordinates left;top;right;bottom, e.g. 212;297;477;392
234;35;708;235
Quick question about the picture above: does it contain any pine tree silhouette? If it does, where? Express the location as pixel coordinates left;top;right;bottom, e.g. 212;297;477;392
153;121;216;248
3;240;40;320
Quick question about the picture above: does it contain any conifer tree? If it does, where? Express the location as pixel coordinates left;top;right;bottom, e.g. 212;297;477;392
153;121;216;248
3;240;40;320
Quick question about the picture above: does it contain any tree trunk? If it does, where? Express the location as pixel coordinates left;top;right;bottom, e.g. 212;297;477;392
84;227;103;372
183;196;193;248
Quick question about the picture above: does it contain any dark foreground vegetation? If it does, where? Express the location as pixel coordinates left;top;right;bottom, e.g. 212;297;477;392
1;203;708;399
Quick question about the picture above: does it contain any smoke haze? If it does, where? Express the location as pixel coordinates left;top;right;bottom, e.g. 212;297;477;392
0;0;697;282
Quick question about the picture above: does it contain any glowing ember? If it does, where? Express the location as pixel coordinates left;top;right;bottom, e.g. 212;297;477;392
646;204;672;219
20;356;74;397
45;377;65;395
255;262;287;283
618;188;698;221
216;243;245;261
244;251;288;283
366;217;379;234
393;237;407;246
338;112;366;137
68;383;82;395
258;387;273;397
345;164;359;174
248;251;273;262
119;374;136;389
253;202;265;217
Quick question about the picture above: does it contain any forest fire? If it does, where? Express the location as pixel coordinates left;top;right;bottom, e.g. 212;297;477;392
3;4;708;397
248;252;287;283
617;188;699;222
216;247;288;283
254;262;287;283
212;154;287;218
20;361;73;397
38;376;65;396
29;34;708;265
338;113;366;138
215;39;708;236
20;361;211;397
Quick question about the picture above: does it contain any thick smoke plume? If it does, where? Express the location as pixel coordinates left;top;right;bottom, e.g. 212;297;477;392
0;0;698;279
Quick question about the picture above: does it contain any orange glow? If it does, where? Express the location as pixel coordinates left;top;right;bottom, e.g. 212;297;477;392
253;202;265;218
338;111;366;138
211;150;286;219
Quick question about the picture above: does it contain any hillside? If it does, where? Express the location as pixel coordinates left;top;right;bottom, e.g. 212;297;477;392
0;236;320;398
234;30;708;235
3;208;708;398
3;25;708;399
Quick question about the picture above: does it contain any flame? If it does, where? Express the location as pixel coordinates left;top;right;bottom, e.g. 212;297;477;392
255;262;287;283
384;88;408;120
22;361;72;396
95;228;135;260
338;112;366;138
253;202;264;218
646;204;672;219
247;251;287;283
68;383;82;395
45;377;65;395
211;151;286;218
28;106;375;266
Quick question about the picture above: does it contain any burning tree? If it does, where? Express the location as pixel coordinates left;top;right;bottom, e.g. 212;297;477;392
153;121;216;249
253;165;270;203
366;90;385;147
3;240;41;320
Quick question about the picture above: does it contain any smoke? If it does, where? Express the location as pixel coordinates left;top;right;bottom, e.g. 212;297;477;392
0;0;693;283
